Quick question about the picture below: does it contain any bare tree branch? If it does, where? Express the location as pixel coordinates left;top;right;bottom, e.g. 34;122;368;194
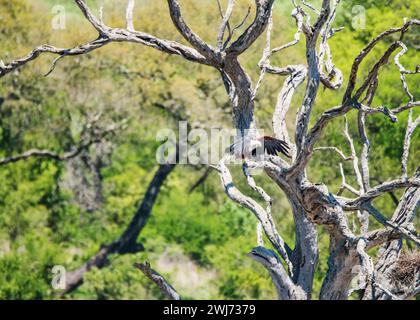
224;6;252;49
249;247;306;300
0;1;217;78
363;174;420;299
126;0;136;31
363;101;419;121
74;0;109;35
271;65;307;156
217;156;293;272
337;163;360;196
314;147;353;162
294;0;331;153
0;122;121;166
216;0;235;51
353;42;401;102
402;110;420;178
167;0;218;63
343;19;420;103
226;0;275;56
362;204;420;246
318;0;343;90
134;262;181;300
188;167;212;194
343;178;420;210
394;41;418;102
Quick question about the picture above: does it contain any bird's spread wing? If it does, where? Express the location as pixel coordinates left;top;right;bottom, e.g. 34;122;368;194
260;136;291;158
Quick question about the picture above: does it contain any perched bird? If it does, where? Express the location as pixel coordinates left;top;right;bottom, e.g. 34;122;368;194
229;135;291;159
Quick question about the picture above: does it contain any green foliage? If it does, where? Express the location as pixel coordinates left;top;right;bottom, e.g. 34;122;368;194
0;0;418;300
0;235;65;299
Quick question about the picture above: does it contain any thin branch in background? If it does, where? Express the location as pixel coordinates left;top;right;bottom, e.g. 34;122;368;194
353;43;401;102
362;204;420;246
252;8;273;100
343;19;420;103
388;190;401;206
44;54;67;77
401;109;420;178
216;0;235;51
257;222;264;246
0;122;122;166
243;161;272;214
271;64;307;156
337;163;360;196
98;6;104;25
188;167;212;193
318;0;343;90
314;147;353;161
301;0;320;15
294;0;332;155
134;262;181;300
0;39;111;78
390;101;420;114
223;6;252;50
253;6;304;100
394;41;419;102
343;116;364;193
271;7;304;54
126;0;136;31
344;178;420;209
357;110;372;232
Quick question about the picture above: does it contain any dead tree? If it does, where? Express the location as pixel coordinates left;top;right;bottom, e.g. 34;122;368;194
1;0;419;300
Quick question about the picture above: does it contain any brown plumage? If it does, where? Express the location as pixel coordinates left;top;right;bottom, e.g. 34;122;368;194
255;136;291;158
229;136;291;159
